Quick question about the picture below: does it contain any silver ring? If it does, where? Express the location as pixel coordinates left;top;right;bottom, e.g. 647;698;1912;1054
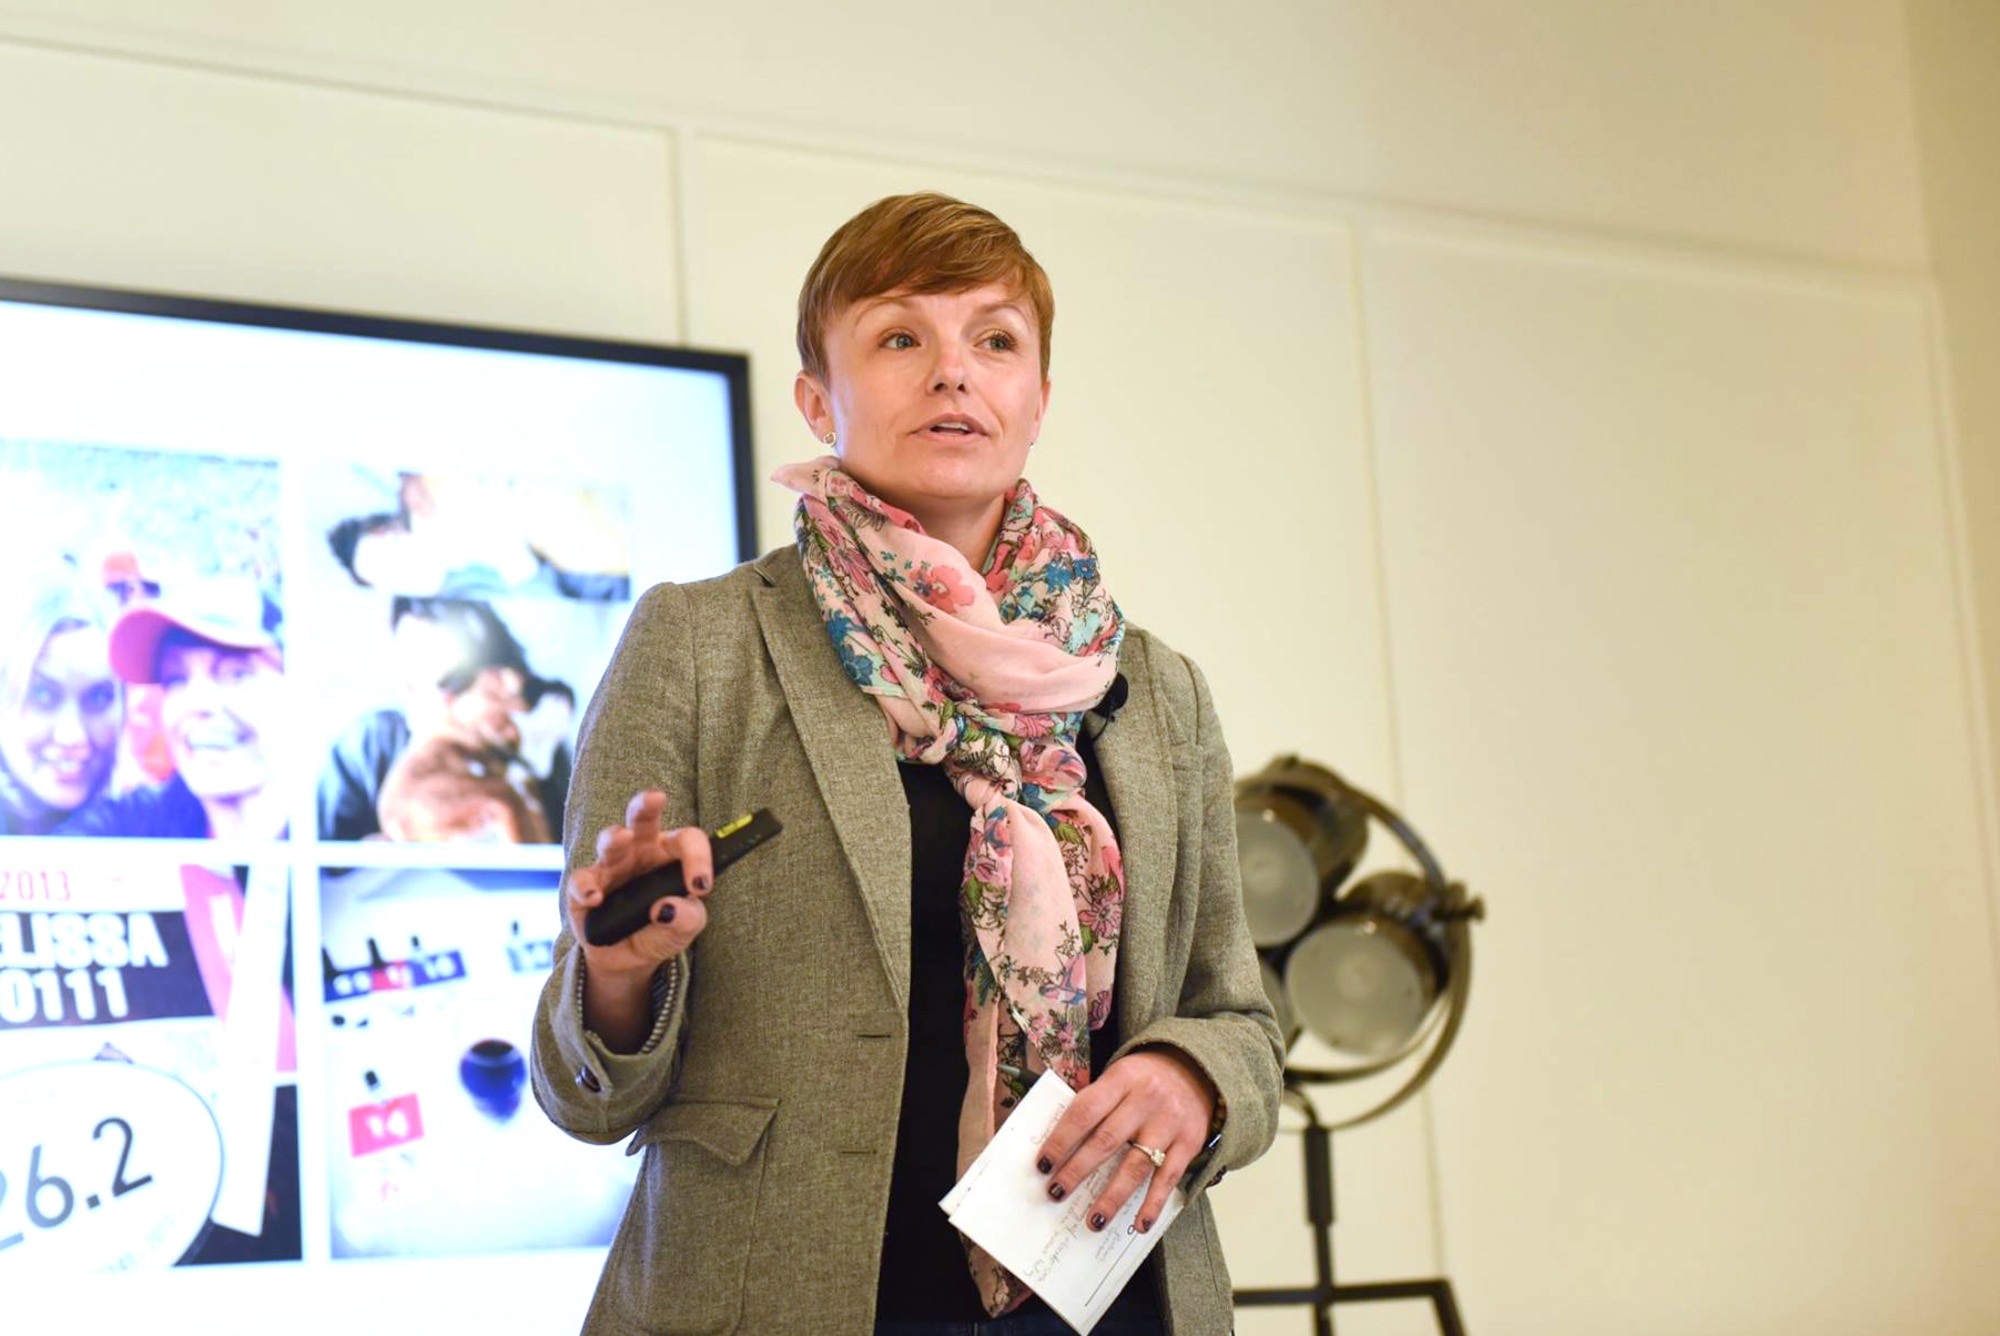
1128;1140;1167;1169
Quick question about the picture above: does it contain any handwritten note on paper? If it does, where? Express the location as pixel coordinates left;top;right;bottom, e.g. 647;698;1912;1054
941;1070;1186;1335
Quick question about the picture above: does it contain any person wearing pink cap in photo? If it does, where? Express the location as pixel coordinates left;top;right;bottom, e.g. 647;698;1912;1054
62;574;287;840
99;549;163;607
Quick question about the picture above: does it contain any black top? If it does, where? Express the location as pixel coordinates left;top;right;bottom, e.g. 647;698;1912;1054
60;773;212;839
873;729;1161;1321
316;708;412;840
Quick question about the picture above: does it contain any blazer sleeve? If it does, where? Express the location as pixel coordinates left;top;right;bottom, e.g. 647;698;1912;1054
528;581;703;1145
1114;650;1286;1188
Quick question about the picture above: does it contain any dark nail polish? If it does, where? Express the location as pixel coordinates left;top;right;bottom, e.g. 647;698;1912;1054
692;875;711;893
1048;1183;1066;1202
1036;1157;1052;1175
1138;1217;1152;1234
655;901;677;924
1089;1213;1106;1231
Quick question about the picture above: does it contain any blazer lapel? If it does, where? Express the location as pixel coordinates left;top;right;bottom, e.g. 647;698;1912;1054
750;553;1179;1025
752;552;914;1007
1094;632;1178;1030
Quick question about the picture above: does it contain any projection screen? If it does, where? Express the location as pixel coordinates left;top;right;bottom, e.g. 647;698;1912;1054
0;276;753;1333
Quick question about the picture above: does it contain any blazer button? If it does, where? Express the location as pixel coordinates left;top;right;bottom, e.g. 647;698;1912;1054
575;1066;603;1094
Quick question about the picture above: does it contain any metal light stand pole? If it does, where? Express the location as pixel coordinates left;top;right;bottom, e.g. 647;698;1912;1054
1232;1084;1468;1336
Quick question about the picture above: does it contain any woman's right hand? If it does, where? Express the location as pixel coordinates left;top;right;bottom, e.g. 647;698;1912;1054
565;789;715;983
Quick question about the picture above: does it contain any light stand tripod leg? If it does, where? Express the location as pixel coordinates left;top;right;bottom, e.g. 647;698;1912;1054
1305;1122;1336;1336
1231;1095;1470;1336
1432;1282;1466;1336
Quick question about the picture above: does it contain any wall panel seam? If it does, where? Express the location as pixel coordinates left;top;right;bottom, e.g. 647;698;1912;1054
1362;222;1930;307
1345;218;1451;1276
1918;290;2000;1067
668;123;700;348
0;23;1934;292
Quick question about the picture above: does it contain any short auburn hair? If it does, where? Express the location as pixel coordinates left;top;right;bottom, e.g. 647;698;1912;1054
796;192;1055;383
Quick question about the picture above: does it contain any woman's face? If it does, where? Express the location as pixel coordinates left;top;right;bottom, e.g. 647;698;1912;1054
1;625;120;812
799;284;1049;536
159;639;282;801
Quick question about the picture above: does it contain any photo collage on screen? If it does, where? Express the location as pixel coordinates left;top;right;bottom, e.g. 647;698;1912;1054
0;436;647;1274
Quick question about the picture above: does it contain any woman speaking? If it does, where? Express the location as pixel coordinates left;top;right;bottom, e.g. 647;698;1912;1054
531;193;1282;1335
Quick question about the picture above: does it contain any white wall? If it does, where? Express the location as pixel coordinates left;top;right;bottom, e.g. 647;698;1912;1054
2;3;1994;1333
1366;230;2000;1334
0;41;680;341
0;0;1930;266
1906;0;2000;943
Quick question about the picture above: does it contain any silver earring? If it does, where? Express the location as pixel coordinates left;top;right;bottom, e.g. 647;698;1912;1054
822;431;835;445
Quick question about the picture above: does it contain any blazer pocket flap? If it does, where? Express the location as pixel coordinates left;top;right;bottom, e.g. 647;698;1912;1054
628;1098;779;1164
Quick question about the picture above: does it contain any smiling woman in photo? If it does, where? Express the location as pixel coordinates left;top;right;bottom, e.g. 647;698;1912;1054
0;573;123;835
62;574;288;840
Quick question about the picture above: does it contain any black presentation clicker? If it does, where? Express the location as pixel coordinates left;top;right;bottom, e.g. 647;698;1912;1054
583;809;782;947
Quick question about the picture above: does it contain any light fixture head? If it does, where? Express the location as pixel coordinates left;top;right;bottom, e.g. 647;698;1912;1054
1234;756;1485;1129
1285;881;1440;1058
1234;756;1369;948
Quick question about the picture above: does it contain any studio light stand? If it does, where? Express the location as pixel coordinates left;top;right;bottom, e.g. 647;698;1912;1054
1227;757;1484;1336
1233;1086;1467;1336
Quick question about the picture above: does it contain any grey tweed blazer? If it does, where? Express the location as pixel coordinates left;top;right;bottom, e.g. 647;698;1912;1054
530;547;1283;1336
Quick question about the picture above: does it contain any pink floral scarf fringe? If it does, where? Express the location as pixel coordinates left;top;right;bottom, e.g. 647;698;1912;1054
774;458;1126;1315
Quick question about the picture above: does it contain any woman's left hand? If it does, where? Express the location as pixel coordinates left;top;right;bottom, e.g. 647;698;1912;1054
1034;1047;1217;1235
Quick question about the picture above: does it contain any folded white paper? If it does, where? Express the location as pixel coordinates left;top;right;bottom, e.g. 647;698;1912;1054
941;1070;1185;1335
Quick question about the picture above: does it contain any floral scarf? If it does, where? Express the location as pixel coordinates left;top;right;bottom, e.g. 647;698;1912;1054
773;457;1126;1315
